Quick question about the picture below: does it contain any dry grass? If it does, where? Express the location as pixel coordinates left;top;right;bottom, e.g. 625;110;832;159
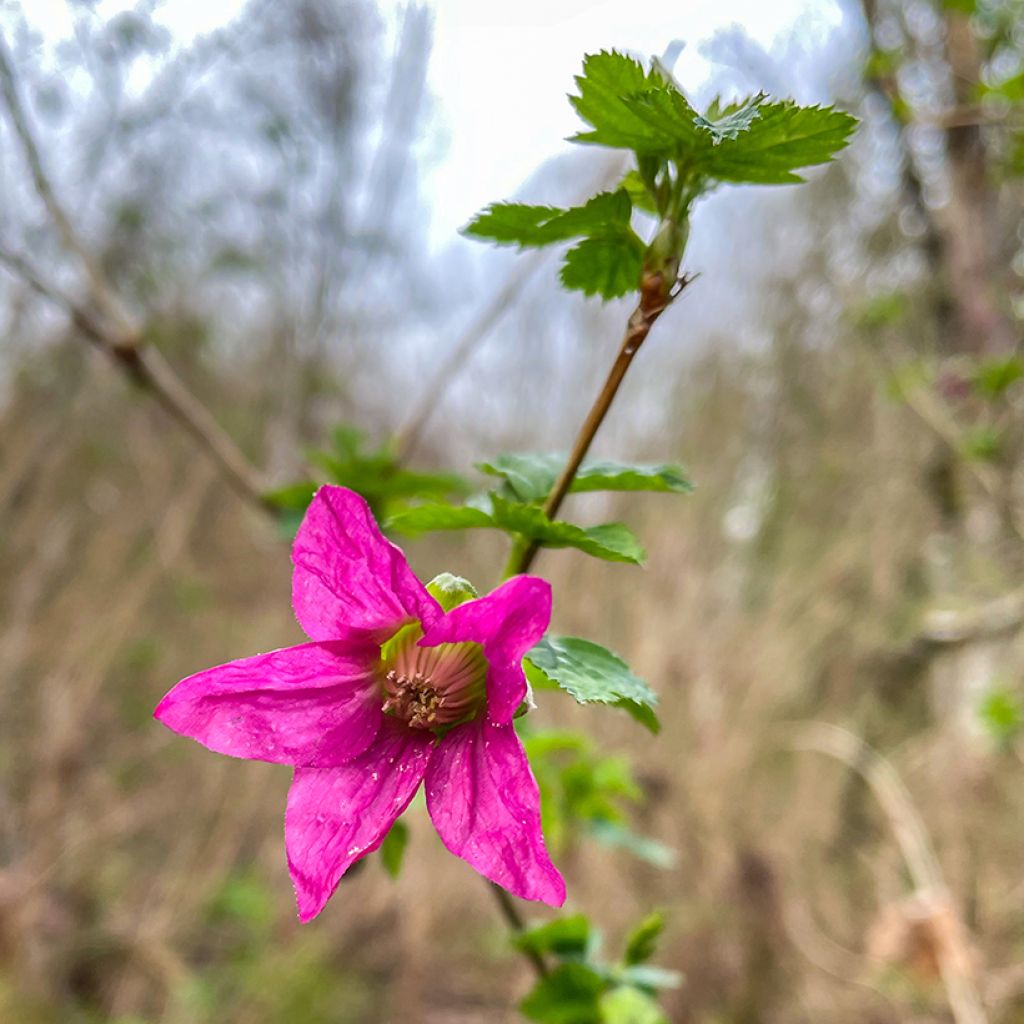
2;321;1024;1024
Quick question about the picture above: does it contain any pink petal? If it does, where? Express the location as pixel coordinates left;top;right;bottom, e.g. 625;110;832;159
154;640;382;767
292;486;441;643
425;718;565;907
286;720;434;921
418;576;551;723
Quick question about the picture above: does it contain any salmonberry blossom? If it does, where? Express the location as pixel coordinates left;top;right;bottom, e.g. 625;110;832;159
154;485;565;920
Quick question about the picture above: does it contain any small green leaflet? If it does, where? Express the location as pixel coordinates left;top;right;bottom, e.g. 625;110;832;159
520;963;608;1024
589;820;676;868
514;914;596;961
525;635;660;733
492;496;645;563
598;986;669;1024
560;235;645;298
477;452;693;504
700;100;857;184
386;495;645;566
463;190;633;249
464;189;645;300
623;911;665;966
693;94;767;143
569;50;689;152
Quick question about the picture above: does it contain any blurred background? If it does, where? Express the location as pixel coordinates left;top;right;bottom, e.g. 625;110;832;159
1;0;1024;1021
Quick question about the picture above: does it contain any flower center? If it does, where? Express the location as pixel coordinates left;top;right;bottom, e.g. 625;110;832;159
379;627;487;732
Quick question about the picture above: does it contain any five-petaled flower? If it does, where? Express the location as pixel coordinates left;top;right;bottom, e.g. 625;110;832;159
154;485;565;921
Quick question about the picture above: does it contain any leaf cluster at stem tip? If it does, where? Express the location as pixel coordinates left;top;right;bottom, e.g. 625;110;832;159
463;49;857;301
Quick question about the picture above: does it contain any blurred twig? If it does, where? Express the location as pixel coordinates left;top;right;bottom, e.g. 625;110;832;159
393;157;626;464
0;35;271;513
393;252;549;463
786;722;987;1024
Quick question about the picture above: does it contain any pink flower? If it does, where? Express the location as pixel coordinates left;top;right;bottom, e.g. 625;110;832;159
154;485;565;921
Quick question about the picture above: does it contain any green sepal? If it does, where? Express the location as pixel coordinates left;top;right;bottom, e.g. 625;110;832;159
426;572;479;612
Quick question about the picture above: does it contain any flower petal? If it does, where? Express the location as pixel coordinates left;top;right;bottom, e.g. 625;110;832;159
425;718;565;907
286;721;434;921
154;640;382;767
418;575;551;722
292;485;441;642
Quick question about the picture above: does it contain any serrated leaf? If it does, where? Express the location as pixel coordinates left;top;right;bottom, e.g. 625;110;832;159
598;986;669;1024
693;93;766;143
561;235;645;298
514;915;595;960
387;495;644;565
491;495;646;564
702;101;858;184
379;820;409;878
464;190;633;250
525;635;659;731
623;912;665;965
569;50;681;153
521;962;608;1024
462;202;568;247
478;453;693;504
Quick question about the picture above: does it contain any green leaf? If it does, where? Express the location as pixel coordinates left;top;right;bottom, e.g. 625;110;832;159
478;453;693;504
385;502;495;535
525;636;659;732
973;356;1024;399
616;965;683;992
619;170;659;214
963;426;1002;462
598;986;669;1024
426;572;479;612
623;912;665;965
514;915;595;960
702;101;858;184
569;50;681;153
694;94;766;143
560;234;645;298
491;495;646;564
589;820;677;868
978;686;1023;748
388;494;644;565
462;202;567;247
380;820;409;878
263;480;319;511
464;190;633;250
521;962;608;1024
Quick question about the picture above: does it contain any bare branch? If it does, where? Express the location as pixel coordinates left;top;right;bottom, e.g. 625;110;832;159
0;36;271;512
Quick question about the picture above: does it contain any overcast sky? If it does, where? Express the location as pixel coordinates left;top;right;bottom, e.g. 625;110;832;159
25;0;846;248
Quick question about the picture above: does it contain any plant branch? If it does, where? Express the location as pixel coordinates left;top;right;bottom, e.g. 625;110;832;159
509;272;679;576
0;36;271;513
489;882;548;978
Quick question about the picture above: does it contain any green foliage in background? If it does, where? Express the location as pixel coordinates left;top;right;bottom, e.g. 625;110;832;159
517;909;680;1023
